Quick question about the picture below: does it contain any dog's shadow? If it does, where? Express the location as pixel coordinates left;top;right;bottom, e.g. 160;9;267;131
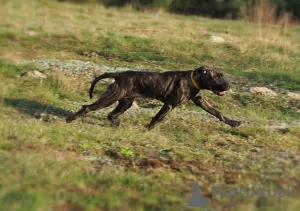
4;98;72;118
4;98;109;126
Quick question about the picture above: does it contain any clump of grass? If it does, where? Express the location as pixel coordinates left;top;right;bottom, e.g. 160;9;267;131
119;147;134;159
0;60;21;77
0;31;16;42
289;127;300;138
45;72;88;101
244;68;300;91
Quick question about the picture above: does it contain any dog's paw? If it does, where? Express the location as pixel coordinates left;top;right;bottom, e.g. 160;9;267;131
108;116;120;127
66;117;73;123
145;124;154;130
228;120;241;127
110;119;120;127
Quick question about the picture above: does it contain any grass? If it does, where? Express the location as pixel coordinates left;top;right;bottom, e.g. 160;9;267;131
1;0;300;210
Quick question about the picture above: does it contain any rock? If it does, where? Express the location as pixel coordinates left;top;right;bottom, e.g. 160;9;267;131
82;51;99;58
24;30;38;36
267;124;289;133
287;92;300;100
249;147;260;152
266;121;300;132
209;35;225;43
248;87;278;97
22;70;47;79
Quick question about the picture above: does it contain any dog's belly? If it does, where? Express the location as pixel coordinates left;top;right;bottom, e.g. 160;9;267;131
134;85;185;104
135;90;166;101
135;82;171;99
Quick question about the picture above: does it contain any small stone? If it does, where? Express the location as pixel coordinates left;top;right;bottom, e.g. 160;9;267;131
24;31;38;36
250;147;259;152
287;92;300;100
248;87;278;97
22;70;47;79
209;35;225;43
267;124;289;133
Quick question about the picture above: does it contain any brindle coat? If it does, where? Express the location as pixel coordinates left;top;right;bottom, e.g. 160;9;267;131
66;66;241;129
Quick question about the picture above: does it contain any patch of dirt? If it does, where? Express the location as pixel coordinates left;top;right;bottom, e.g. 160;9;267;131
137;157;163;168
97;155;230;180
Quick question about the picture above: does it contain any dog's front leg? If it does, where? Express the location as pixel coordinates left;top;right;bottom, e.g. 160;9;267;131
146;104;173;129
192;96;241;127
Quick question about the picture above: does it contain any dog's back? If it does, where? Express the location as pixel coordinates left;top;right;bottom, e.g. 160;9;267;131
116;71;190;99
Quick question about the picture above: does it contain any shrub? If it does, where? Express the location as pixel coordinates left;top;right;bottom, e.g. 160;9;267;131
102;0;130;7
271;0;300;20
102;0;172;9
132;0;172;9
169;0;245;19
0;60;21;77
57;0;101;3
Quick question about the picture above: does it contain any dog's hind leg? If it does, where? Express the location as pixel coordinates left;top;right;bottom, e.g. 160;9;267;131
107;98;135;126
146;104;173;129
66;86;121;123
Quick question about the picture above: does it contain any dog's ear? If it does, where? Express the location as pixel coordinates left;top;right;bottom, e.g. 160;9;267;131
196;66;209;77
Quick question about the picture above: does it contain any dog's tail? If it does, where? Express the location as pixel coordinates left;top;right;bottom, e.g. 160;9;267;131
89;73;119;99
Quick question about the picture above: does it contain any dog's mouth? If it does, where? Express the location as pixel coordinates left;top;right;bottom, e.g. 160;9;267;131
210;82;229;96
213;90;227;96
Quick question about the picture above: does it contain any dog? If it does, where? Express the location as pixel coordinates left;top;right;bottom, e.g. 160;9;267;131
66;66;241;129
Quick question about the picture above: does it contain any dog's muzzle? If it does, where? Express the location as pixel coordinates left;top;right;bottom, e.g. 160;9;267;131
213;90;227;96
212;82;229;96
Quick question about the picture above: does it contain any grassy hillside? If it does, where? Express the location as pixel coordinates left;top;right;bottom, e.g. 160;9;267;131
0;0;300;210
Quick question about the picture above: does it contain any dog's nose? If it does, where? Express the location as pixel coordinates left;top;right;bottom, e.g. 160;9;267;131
224;82;230;90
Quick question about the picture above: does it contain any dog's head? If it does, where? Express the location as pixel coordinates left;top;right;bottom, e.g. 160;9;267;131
193;66;229;96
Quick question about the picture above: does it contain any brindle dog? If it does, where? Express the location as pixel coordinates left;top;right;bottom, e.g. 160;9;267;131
66;66;241;129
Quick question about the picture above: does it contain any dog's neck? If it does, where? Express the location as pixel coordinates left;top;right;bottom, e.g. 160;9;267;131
190;70;201;90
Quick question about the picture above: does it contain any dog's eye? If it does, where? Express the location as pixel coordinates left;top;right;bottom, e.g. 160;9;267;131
203;70;207;75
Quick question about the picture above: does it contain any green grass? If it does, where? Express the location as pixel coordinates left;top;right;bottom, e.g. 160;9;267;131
0;59;300;210
244;69;300;91
0;60;22;77
1;0;300;210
